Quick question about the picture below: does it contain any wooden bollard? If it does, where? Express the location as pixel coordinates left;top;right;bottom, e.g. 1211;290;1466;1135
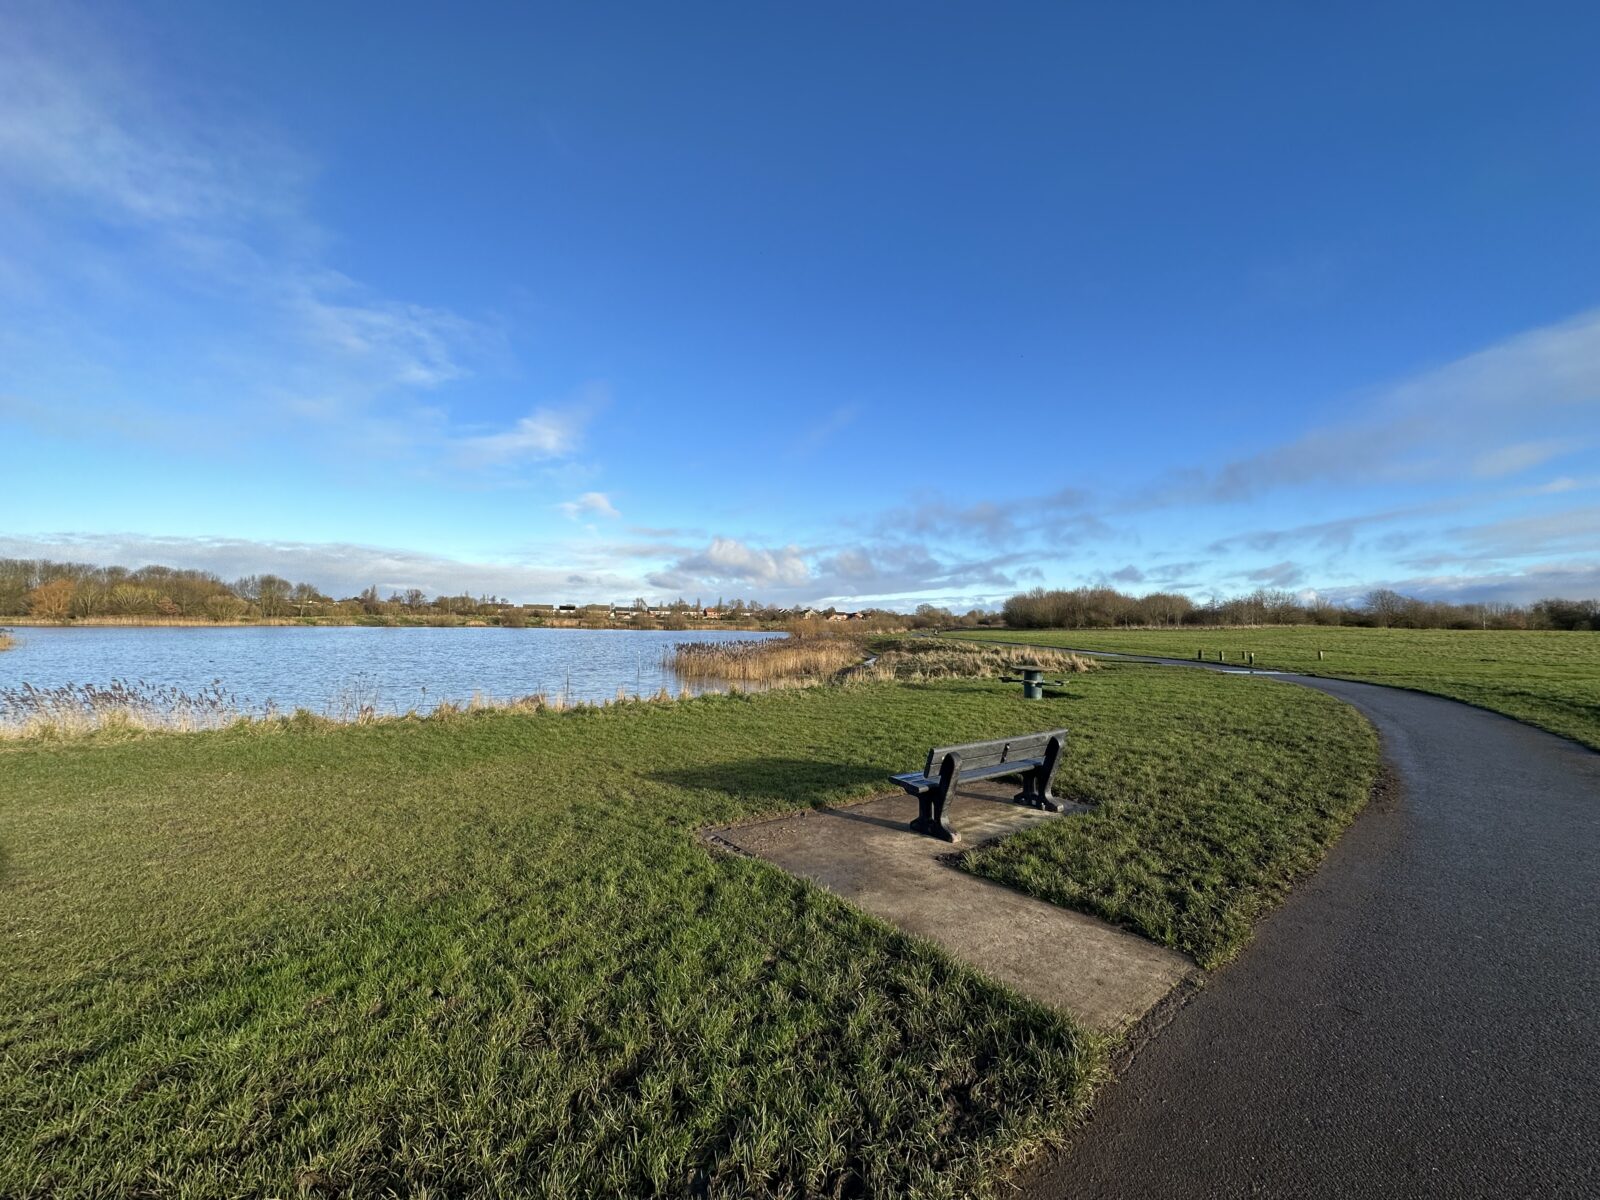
1218;650;1225;661
1318;650;1325;661
1248;652;1255;667
1197;649;1203;661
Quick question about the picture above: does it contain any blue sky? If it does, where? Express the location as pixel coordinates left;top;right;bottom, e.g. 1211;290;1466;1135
2;1;1597;608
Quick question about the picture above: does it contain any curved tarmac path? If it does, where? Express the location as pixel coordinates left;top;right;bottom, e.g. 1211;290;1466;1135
1007;650;1600;1198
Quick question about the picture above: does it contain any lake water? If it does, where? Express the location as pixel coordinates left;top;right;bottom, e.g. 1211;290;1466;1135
0;626;782;719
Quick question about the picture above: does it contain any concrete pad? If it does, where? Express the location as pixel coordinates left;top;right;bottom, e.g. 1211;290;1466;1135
708;783;1194;1034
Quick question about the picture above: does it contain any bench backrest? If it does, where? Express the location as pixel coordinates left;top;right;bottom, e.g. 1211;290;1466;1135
924;729;1066;775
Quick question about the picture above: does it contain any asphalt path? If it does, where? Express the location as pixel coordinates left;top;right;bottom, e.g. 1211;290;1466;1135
1008;650;1600;1199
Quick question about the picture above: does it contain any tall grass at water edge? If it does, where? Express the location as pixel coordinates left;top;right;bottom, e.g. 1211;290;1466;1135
666;635;1097;684
0;677;696;742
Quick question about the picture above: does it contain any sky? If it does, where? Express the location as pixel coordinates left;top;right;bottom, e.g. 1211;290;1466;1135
2;1;1598;609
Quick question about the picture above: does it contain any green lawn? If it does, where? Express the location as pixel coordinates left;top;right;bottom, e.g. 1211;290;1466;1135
953;626;1600;751
2;671;1374;1198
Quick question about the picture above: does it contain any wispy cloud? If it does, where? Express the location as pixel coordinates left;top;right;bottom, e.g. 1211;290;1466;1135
1314;560;1600;607
875;486;1100;546
558;491;621;520
456;407;589;468
0;7;568;480
1245;560;1306;588
1133;310;1600;508
788;406;859;458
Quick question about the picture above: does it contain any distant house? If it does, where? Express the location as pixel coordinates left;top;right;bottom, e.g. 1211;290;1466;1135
826;611;857;622
557;604;577;613
701;608;721;620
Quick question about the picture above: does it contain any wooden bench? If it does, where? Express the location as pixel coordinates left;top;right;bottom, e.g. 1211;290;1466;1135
889;729;1067;842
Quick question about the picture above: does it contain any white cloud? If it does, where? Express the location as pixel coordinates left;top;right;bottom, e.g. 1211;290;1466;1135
558;491;621;520
0;532;638;605
667;537;812;588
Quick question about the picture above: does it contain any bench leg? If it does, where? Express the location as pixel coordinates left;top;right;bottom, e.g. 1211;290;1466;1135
909;752;960;842
1022;766;1065;812
1035;735;1066;812
1014;769;1040;808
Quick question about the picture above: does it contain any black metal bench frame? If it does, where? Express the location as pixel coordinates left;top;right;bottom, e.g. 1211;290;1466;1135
889;729;1067;842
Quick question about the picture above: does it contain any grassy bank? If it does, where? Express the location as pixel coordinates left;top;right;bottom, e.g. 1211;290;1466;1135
950;626;1600;750
2;670;1374;1196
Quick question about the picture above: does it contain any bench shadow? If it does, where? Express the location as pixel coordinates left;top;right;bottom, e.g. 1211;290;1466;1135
651;758;887;803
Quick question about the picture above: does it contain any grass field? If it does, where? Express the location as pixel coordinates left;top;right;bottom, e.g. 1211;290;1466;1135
952;626;1600;751
2;670;1374;1197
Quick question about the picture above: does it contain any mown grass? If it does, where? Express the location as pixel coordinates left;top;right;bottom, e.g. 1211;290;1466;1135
2;670;1374;1197
951;626;1600;751
959;668;1376;969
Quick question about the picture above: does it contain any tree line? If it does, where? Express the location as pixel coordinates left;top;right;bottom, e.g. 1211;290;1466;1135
0;559;353;621
0;559;883;627
1000;586;1599;631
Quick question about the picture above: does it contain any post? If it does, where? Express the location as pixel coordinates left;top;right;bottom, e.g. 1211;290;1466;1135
1219;650;1225;661
1318;649;1325;661
1197;649;1203;661
1248;652;1255;667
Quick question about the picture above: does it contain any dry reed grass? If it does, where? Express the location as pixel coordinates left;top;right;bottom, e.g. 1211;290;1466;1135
859;639;1097;681
0;678;701;742
0;628;14;652
666;637;867;683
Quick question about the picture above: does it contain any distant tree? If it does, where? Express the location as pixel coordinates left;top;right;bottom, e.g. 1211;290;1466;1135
204;594;247;622
1363;589;1408;628
25;578;75;621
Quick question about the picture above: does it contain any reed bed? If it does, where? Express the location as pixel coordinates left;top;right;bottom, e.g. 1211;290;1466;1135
0;628;14;652
667;636;867;683
0;679;246;739
860;639;1097;681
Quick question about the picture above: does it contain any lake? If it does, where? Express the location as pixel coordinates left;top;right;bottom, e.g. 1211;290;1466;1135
0;626;783;721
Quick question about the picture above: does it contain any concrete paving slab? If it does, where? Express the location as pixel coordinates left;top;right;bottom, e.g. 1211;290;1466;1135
708;782;1194;1034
